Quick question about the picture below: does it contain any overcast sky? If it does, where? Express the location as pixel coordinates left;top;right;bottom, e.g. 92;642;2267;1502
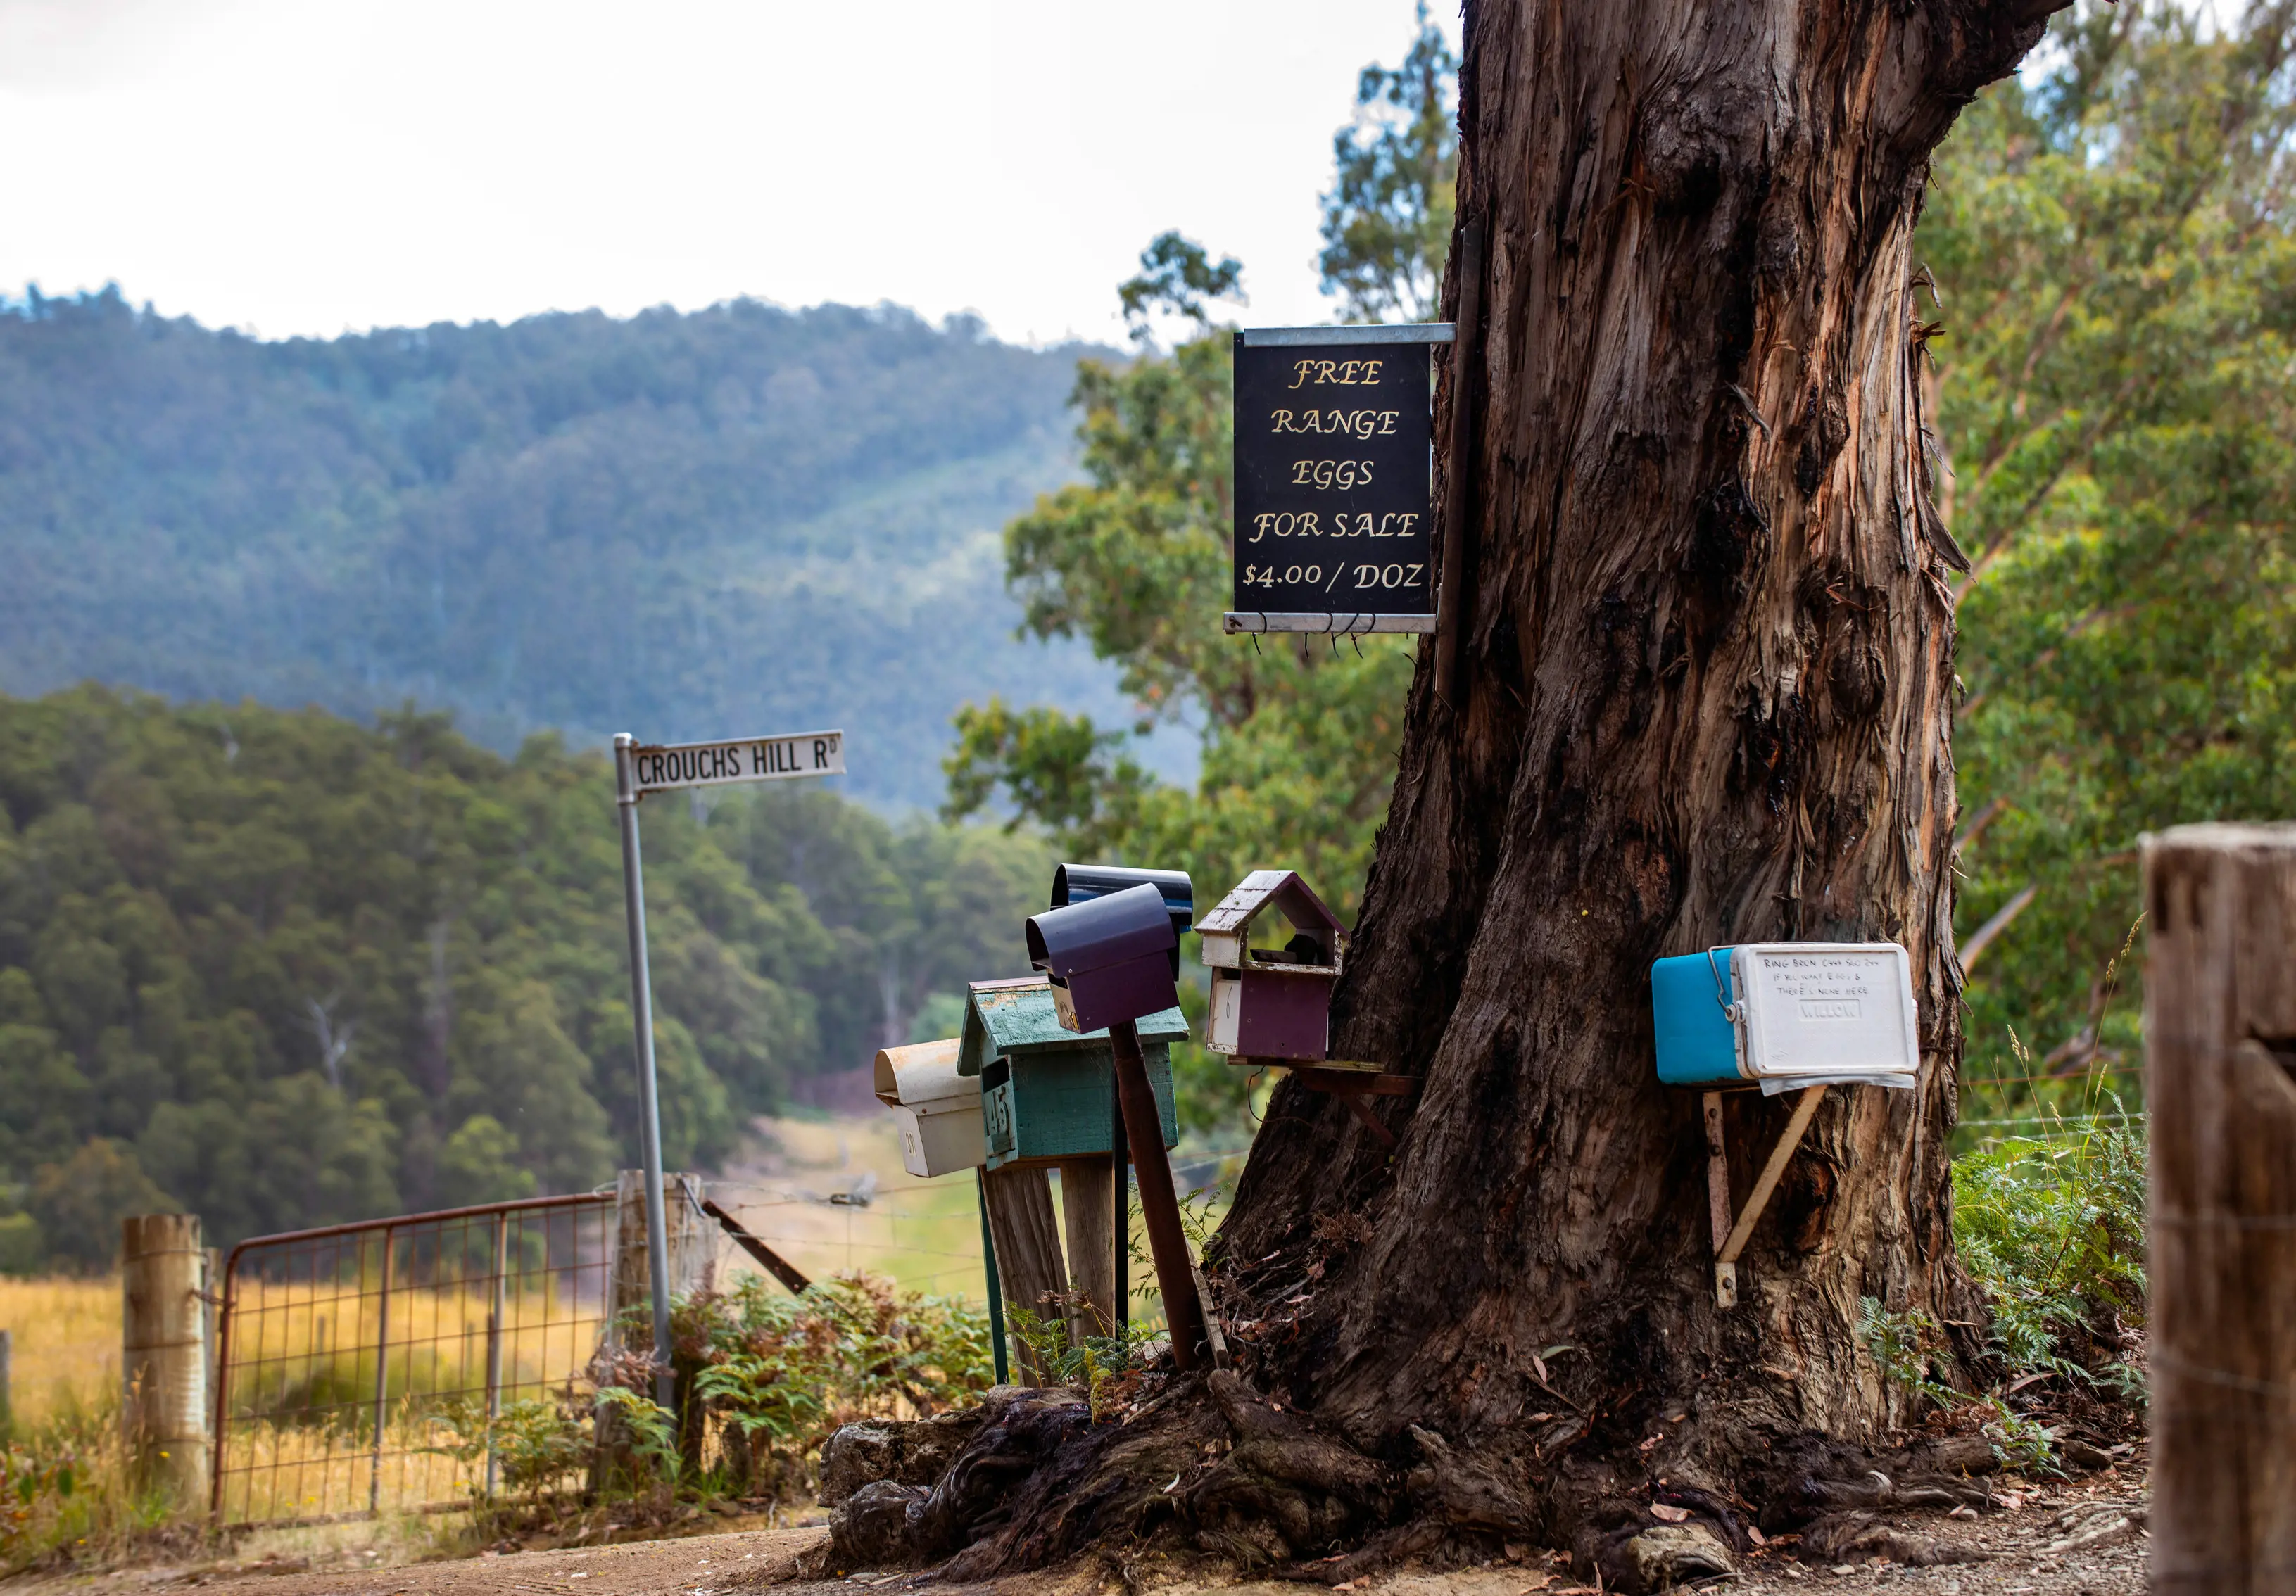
0;0;1458;346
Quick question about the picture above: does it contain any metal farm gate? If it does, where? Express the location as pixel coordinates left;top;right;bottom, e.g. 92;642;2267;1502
210;1193;616;1527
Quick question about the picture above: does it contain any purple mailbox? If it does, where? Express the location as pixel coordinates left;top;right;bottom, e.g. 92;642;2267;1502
1197;870;1350;1063
1026;882;1180;1034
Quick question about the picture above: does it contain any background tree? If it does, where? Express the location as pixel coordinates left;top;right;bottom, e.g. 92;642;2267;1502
943;13;1458;1133
1924;0;2296;1115
1318;2;1460;324
942;269;1412;1129
0;291;1139;809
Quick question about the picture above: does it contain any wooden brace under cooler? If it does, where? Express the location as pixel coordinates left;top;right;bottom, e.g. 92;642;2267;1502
1702;1083;1827;1309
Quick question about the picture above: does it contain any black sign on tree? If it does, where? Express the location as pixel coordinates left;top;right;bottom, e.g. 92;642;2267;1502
1228;323;1453;634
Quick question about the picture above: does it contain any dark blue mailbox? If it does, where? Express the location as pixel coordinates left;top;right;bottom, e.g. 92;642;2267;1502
1050;864;1194;978
1026;883;1180;1034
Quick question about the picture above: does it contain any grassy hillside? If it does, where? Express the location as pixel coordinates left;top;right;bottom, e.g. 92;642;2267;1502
0;288;1159;808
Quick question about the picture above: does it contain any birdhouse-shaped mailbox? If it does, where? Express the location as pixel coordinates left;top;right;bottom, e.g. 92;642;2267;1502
1196;870;1349;1063
958;976;1185;1172
1026;882;1182;1034
1651;942;1921;1093
873;1037;980;1179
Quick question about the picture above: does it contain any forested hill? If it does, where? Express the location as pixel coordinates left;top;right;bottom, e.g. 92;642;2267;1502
0;687;1053;1268
0;287;1142;808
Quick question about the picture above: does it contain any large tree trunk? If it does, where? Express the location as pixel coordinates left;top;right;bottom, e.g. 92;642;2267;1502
824;3;2067;1586
1219;0;2052;1481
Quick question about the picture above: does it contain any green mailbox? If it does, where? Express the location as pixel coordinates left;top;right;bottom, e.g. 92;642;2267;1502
959;975;1186;1172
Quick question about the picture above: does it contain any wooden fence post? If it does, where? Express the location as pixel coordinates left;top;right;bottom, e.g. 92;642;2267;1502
0;1327;12;1440
121;1213;208;1511
598;1172;705;1488
2145;822;2296;1595
607;1170;708;1350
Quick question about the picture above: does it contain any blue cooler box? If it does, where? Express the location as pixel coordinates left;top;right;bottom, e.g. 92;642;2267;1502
1652;942;1920;1091
1652;949;1745;1087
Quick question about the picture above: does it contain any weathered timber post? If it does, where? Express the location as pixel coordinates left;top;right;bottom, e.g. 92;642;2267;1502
608;1170;709;1343
597;1172;706;1488
1109;1018;1206;1370
2145;822;2296;1595
121;1213;209;1510
1056;1156;1116;1338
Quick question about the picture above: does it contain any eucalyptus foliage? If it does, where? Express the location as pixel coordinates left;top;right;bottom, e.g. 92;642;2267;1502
1318;2;1459;324
1932;1;2296;1112
941;15;1455;1132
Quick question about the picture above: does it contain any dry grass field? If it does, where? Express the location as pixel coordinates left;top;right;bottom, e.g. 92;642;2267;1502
717;1111;1244;1322
0;1274;119;1428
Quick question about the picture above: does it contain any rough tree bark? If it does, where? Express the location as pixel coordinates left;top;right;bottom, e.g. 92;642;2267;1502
824;3;2065;1588
1218;0;2055;1494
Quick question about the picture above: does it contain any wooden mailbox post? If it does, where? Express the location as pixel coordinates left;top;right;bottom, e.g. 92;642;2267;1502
1027;884;1212;1371
959;975;1183;1361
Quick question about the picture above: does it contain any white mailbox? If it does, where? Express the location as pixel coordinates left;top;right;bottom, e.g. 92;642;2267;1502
873;1038;982;1177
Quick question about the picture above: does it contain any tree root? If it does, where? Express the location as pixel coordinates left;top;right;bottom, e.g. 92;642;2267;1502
815;1371;2021;1594
1801;1511;1991;1566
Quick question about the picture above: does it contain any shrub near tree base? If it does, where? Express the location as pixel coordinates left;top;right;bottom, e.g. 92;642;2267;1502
579;1274;994;1505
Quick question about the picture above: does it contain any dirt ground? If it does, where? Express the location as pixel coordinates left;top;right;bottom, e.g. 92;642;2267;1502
5;1471;2149;1596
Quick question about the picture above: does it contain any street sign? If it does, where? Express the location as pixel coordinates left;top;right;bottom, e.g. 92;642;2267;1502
609;726;845;1408
627;730;844;796
1228;323;1452;635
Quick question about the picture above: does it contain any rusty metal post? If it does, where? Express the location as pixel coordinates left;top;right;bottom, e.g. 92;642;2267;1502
368;1229;392;1515
121;1213;209;1509
1109;1019;1204;1369
484;1209;508;1497
208;1252;236;1520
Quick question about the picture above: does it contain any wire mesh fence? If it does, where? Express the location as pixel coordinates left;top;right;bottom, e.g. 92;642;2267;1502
211;1193;614;1528
206;1148;1254;1528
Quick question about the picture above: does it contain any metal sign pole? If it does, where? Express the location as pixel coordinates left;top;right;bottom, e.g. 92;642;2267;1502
613;733;677;1414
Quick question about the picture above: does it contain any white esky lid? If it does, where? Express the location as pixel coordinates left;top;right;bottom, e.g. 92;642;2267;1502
1732;942;1920;1079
